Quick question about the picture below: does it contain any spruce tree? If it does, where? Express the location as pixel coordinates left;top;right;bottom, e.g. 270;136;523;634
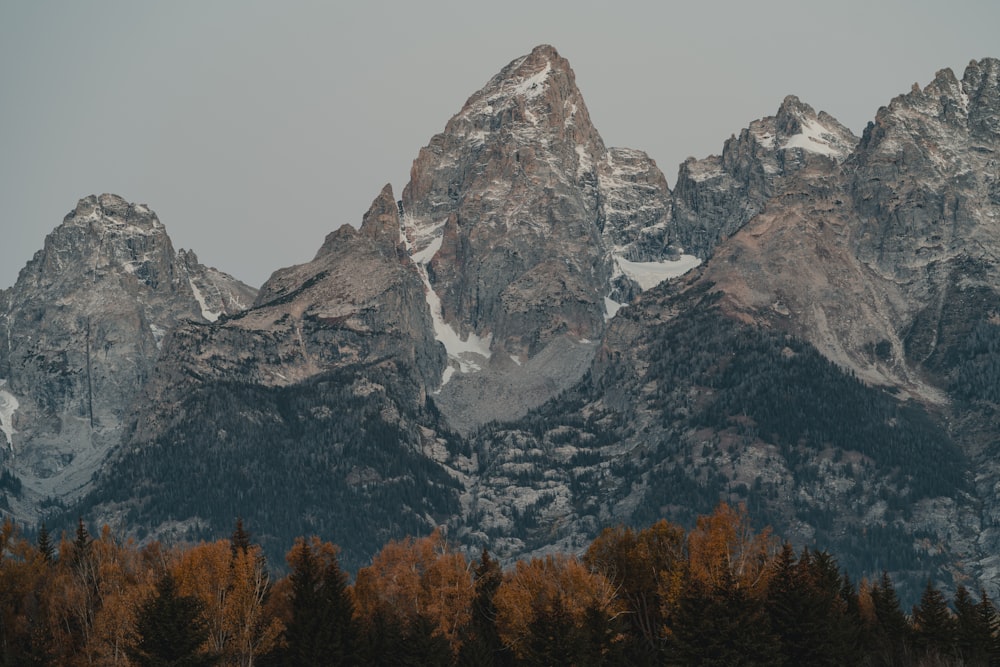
459;549;509;667
129;572;218;667
71;516;90;565
912;580;955;661
954;585;991;666
282;537;358;666
869;572;911;667
230;517;251;557
36;522;54;563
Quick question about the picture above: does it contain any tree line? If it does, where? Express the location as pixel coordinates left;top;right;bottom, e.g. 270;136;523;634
1;505;997;666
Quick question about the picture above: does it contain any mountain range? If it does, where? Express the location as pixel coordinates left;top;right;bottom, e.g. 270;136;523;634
1;45;998;599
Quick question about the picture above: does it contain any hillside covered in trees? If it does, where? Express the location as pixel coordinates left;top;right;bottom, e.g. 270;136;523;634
1;505;998;666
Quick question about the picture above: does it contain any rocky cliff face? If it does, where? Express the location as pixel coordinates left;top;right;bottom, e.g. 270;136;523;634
689;58;1000;589
672;95;858;258
130;184;444;439
400;45;695;430
91;186;455;566
0;194;255;516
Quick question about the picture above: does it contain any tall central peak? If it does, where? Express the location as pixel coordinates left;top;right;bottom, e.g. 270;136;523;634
397;45;683;430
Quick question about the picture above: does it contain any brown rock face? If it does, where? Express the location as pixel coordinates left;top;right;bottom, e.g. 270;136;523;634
397;45;686;429
699;59;1000;402
672;95;858;258
130;184;445;444
401;45;680;360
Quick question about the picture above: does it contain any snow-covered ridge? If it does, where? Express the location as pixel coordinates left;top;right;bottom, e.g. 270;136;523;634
0;379;19;452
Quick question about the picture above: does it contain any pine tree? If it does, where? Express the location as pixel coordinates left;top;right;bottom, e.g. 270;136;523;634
230;517;251;557
912;580;955;661
977;590;1000;666
671;574;779;666
72;516;90;565
954;585;990;666
459;549;509;666
282;537;358;666
129;571;218;667
869;572;911;667
36;522;54;563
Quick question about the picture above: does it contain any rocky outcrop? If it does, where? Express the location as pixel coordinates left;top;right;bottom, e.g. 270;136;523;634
128;184;445;444
693;59;1000;590
672;95;858;258
0;194;255;516
399;45;694;429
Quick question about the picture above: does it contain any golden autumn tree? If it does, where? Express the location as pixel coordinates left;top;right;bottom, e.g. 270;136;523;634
686;502;777;595
585;519;686;655
493;553;622;663
0;519;53;664
353;528;474;659
43;523;156;666
173;538;281;667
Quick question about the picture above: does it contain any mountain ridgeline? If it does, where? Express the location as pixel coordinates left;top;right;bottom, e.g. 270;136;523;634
1;46;998;595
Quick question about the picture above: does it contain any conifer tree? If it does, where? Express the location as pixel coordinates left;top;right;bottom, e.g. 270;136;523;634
36;522;54;563
230;517;251;557
912;580;955;662
459;549;509;666
869;572;911;667
281;537;357;666
130;571;218;667
72;516;91;565
954;585;991;666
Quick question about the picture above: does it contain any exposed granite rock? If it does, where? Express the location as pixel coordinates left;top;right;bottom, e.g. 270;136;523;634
129;184;445;445
672;95;858;258
399;45;688;429
0;194;255;517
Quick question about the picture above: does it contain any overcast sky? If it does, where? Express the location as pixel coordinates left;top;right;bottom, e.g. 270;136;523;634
2;1;998;290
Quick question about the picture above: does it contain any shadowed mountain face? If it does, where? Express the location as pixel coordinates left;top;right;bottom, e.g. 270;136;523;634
4;50;1000;597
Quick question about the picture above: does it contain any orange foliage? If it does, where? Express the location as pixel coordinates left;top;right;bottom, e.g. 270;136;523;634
173;539;282;667
493;553;622;658
353;528;473;656
686;502;777;595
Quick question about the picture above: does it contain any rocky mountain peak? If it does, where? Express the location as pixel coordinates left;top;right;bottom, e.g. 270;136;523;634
359;183;404;259
672;96;857;259
0;195;255;521
394;45;688;431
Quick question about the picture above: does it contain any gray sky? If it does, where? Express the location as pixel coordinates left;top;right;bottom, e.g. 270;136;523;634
2;0;998;290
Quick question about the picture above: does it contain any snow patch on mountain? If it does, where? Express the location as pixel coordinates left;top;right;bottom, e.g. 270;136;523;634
614;254;701;290
188;277;220;322
604;296;623;321
782;117;847;158
405;227;492;386
0;380;19;452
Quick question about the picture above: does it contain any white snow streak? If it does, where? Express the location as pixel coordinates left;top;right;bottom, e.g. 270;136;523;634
188;277;220;322
0;380;19;453
604;296;623;321
512;62;551;100
407;233;492;387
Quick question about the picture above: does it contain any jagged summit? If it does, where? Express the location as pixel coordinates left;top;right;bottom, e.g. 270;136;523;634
0;195;255;519
672;96;859;258
396;44;690;429
772;95;857;160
